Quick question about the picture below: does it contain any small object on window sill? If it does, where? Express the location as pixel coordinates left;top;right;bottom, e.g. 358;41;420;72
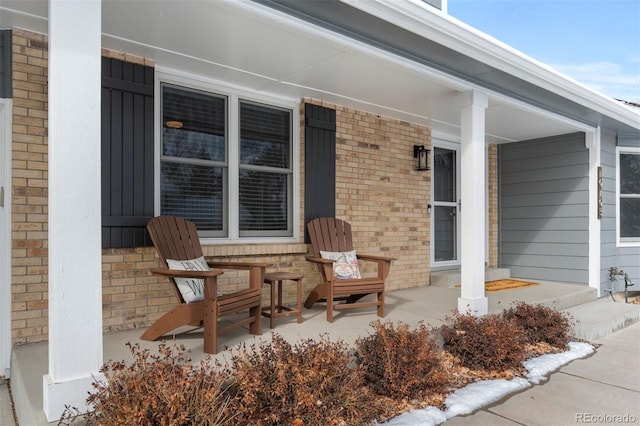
165;120;184;129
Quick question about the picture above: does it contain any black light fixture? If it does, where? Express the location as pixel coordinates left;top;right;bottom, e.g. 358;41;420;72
413;145;431;171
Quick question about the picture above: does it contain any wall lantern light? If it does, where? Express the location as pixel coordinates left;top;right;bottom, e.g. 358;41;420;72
413;145;431;171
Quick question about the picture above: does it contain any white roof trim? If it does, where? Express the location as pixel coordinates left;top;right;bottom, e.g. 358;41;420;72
341;0;640;131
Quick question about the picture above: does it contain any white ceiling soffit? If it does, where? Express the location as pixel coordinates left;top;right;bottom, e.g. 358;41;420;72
258;0;639;134
2;0;636;142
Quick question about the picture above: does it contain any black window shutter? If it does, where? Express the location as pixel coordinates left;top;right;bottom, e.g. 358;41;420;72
0;30;12;98
101;57;154;248
304;103;336;242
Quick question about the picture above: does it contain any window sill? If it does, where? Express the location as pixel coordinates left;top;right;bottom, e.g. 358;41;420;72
201;242;308;258
617;241;640;248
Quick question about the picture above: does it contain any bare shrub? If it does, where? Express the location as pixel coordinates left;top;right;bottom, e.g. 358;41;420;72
356;321;451;400
503;301;575;349
441;311;528;371
60;342;232;426
224;333;380;426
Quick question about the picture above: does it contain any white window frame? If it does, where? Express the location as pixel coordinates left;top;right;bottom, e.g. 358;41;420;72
616;146;640;247
155;69;300;244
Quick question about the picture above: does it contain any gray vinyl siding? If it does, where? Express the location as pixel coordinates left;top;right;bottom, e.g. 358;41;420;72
499;132;589;284
602;133;640;293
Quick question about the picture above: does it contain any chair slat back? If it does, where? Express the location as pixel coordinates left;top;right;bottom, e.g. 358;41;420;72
307;217;354;280
147;216;204;267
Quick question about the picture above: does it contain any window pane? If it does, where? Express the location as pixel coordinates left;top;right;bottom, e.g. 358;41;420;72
240;101;290;168
162;85;226;162
434;206;456;261
620;153;640;194
434;148;456;202
163;128;225;162
620;198;640;238
161;162;225;233
239;170;289;233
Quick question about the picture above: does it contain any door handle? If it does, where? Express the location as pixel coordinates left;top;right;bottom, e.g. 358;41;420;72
0;186;4;207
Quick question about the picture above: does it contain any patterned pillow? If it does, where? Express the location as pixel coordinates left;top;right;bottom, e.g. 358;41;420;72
320;250;361;280
166;256;210;303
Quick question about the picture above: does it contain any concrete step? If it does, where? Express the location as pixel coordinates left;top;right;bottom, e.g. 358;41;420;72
532;283;597;311
431;268;511;287
563;298;640;341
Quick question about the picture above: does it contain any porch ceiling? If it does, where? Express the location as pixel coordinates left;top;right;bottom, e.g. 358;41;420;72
1;0;636;143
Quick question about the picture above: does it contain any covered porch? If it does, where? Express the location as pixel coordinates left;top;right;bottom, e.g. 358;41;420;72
12;279;640;426
2;0;639;423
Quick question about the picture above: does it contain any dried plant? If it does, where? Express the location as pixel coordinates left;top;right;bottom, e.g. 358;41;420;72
59;341;233;426
224;333;380;426
57;304;578;425
441;311;528;372
355;321;451;400
504;301;575;349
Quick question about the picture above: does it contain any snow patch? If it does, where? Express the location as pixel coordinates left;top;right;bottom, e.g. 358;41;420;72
384;342;595;425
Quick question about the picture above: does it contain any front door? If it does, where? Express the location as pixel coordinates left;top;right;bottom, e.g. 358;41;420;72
431;143;460;267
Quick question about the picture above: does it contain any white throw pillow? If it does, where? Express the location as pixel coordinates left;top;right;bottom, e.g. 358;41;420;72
166;256;210;303
320;250;361;279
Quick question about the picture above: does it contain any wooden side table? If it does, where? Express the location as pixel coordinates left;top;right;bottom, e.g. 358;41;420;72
262;271;303;329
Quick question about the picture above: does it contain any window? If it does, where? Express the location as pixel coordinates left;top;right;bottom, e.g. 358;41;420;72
239;101;292;236
617;147;640;245
159;80;295;240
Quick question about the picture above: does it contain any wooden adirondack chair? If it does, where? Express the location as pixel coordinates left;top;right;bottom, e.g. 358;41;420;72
142;215;266;354
304;217;395;322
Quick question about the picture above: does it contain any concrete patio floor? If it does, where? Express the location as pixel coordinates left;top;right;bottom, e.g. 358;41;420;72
5;281;640;425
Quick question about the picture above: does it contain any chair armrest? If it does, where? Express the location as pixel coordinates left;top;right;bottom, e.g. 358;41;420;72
357;253;396;262
206;261;270;270
149;268;223;279
305;256;334;264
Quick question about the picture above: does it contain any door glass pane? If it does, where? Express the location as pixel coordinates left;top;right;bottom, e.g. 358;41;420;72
434;206;456;261
434;148;456;202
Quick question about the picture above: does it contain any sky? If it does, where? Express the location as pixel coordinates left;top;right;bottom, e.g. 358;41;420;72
448;0;640;103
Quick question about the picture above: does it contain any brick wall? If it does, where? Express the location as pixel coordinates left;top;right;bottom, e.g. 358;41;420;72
11;29;49;345
10;31;434;344
304;99;432;290
101;244;317;334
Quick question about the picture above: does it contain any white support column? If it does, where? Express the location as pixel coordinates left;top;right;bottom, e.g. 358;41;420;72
44;0;103;421
0;99;12;379
586;128;602;295
458;90;488;315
